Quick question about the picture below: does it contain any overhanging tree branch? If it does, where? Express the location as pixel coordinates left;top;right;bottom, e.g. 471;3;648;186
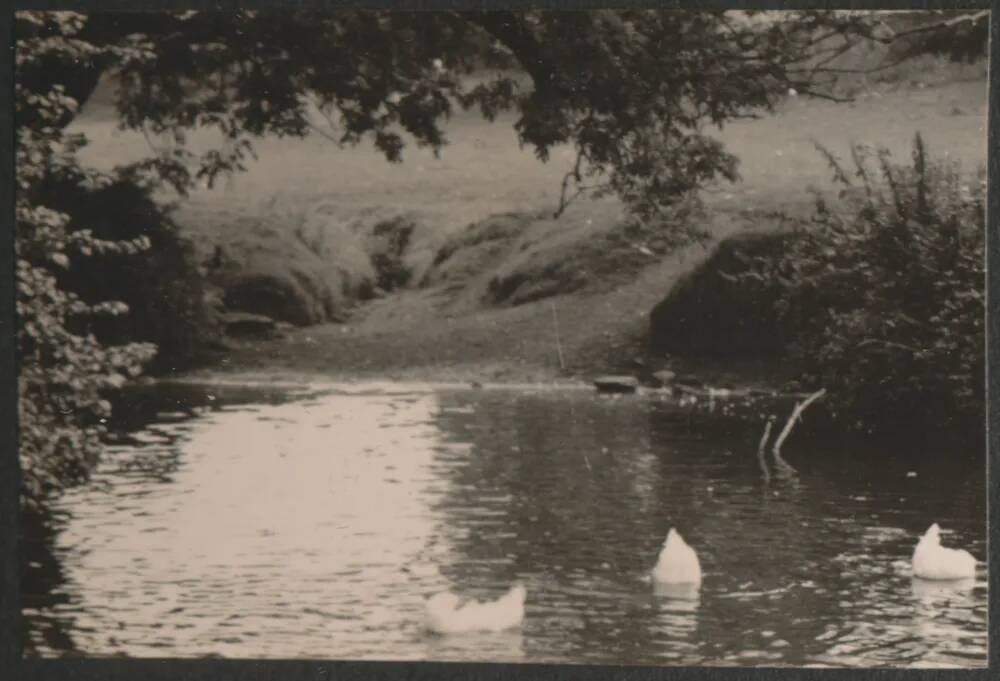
871;10;989;43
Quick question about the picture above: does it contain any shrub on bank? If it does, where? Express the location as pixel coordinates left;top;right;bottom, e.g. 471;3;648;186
37;175;217;371
772;135;985;438
648;231;803;358
16;159;159;511
15;13;209;511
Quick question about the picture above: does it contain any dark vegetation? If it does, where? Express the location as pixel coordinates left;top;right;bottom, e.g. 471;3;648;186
40;178;216;368
17;14;154;512
649;231;803;358
776;136;985;439
652;136;985;440
367;217;418;292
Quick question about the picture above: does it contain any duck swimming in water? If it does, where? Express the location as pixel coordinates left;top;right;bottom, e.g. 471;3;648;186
424;583;526;634
651;528;702;587
912;523;977;581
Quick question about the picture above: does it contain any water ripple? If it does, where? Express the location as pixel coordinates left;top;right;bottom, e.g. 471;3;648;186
22;384;987;667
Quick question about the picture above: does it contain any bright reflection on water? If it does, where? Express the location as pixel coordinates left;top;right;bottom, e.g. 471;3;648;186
23;383;987;667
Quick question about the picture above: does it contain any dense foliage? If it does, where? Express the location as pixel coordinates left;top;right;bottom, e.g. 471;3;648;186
16;13;158;510
33;10;879;224
39;176;214;369
763;136;985;438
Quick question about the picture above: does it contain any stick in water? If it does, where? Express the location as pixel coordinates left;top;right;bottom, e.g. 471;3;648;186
550;299;566;371
758;416;775;454
772;388;827;456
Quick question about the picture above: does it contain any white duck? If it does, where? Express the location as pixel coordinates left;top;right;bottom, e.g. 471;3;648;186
912;523;977;581
651;528;702;587
424;584;526;634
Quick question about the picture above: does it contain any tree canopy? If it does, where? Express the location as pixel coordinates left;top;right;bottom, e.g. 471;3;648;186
18;10;886;222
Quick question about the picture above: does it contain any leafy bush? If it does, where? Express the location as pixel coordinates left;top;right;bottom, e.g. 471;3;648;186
767;135;985;438
368;217;417;292
17;13;158;510
37;175;216;370
649;231;804;358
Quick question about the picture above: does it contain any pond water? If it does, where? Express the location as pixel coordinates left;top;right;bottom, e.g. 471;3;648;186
22;382;987;667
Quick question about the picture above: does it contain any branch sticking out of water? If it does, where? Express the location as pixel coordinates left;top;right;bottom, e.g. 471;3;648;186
756;416;777;484
772;389;827;456
757;416;775;454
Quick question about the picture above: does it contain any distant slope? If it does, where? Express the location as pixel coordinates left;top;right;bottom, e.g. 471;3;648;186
67;66;988;382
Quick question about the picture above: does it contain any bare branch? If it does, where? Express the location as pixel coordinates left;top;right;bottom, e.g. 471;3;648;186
552;149;613;218
772;388;827;456
304;120;344;145
140;123;168;156
787;48;943;78
303;94;346;146
756;418;774;485
758;416;775;454
809;35;864;73
872;10;989;44
785;85;855;104
554;148;585;218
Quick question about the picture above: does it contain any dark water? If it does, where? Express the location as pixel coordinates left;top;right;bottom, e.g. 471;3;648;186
22;382;987;667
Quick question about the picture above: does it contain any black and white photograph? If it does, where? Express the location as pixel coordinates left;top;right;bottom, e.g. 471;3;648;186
13;7;990;669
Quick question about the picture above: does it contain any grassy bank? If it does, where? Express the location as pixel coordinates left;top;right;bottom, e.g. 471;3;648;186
69;60;988;385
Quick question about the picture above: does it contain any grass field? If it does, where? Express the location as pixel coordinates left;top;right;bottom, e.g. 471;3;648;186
69;58;988;384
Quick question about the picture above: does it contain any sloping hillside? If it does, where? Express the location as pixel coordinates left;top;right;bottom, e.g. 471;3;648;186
69;59;988;383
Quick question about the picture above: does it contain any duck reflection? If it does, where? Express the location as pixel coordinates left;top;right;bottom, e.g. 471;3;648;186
911;575;976;602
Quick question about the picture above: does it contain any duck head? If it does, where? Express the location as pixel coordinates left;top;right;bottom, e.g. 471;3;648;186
507;583;527;605
924;523;941;544
426;591;460;612
663;528;685;548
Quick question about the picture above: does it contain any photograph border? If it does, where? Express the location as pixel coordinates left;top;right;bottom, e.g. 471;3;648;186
1;0;996;679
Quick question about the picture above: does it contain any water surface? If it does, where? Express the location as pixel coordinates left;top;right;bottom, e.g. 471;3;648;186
23;382;988;667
